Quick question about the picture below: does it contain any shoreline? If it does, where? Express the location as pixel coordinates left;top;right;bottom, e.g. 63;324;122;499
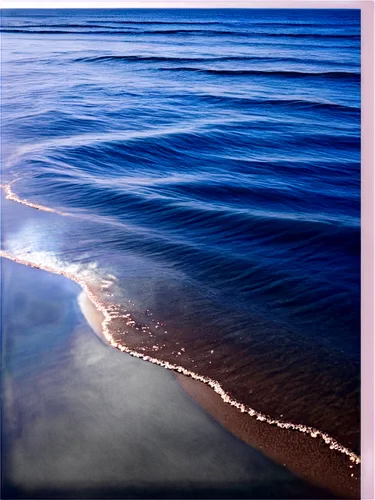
0;251;360;498
2;257;337;500
0;250;361;464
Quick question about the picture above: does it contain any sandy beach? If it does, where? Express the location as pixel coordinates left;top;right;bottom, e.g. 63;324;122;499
1;257;339;499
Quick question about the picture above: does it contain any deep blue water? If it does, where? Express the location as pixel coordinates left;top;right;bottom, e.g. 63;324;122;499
1;9;360;452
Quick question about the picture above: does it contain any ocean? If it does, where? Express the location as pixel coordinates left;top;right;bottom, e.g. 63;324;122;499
1;8;361;462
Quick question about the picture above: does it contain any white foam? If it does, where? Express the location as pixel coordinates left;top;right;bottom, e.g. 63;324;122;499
2;180;67;215
13;247;31;255
0;250;361;464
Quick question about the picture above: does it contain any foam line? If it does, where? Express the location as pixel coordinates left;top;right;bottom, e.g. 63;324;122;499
0;249;360;465
1;181;67;215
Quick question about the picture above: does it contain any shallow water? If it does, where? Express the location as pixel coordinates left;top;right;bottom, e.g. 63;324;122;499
0;258;359;499
1;8;360;455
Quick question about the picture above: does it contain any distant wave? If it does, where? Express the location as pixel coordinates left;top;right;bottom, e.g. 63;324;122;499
2;19;348;28
2;21;355;28
73;54;359;69
1;28;361;40
158;66;360;80
5;21;226;27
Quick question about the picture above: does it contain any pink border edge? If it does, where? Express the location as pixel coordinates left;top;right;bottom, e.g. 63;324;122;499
1;1;374;498
360;1;375;499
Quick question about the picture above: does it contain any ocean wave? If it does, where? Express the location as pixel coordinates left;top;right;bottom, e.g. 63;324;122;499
4;20;226;28
1;177;360;283
33;174;358;227
72;53;359;69
1;28;360;40
158;66;360;80
192;94;360;113
2;180;68;216
2;20;356;28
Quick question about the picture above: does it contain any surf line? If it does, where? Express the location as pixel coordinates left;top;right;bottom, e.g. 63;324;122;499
1;181;67;215
0;249;360;466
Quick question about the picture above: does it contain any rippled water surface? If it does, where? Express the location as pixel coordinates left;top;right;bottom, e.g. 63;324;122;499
1;9;360;455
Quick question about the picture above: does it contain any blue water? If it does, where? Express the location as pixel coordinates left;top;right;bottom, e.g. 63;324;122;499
1;9;360;453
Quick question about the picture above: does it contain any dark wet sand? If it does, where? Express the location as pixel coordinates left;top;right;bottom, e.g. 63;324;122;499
1;257;350;499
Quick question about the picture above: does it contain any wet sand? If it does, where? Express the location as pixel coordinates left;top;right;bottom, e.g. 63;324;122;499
1;258;337;499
